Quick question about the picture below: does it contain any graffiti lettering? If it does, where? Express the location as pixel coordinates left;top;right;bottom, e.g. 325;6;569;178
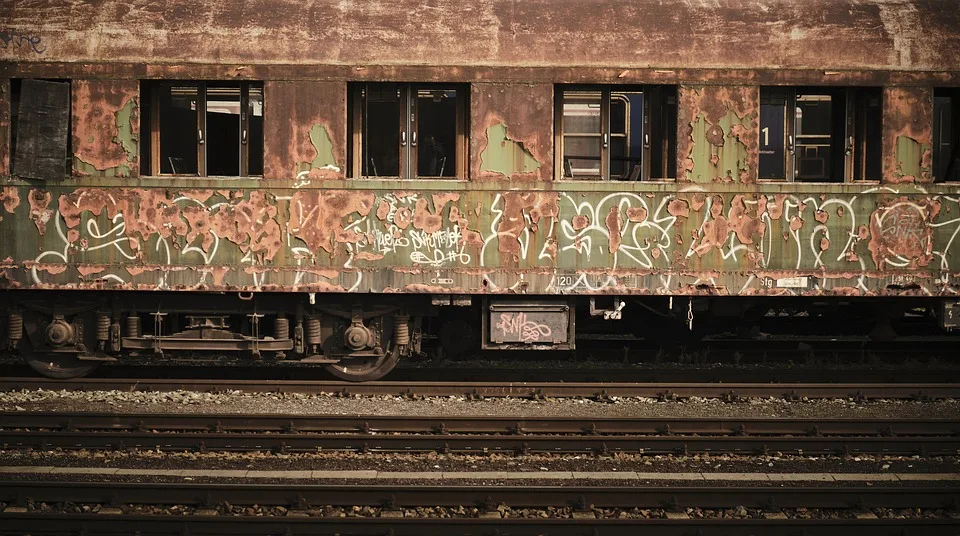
880;210;923;243
0;29;45;54
495;313;552;342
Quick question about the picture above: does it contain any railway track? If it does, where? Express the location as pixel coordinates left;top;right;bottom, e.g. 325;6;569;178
3;412;957;455
1;482;956;535
2;377;958;399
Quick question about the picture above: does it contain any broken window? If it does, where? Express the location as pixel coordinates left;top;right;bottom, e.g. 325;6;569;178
12;79;71;180
555;85;676;181
934;88;960;182
348;83;467;178
140;81;263;177
759;87;881;182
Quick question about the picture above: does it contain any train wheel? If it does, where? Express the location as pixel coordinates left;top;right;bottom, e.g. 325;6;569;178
325;345;400;382
19;342;100;379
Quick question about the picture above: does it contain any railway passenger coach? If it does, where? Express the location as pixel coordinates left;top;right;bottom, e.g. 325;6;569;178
1;0;959;380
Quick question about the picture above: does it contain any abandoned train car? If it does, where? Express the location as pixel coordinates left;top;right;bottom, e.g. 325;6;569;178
1;0;959;380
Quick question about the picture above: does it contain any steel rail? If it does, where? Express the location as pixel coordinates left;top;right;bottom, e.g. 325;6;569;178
2;482;957;509
1;378;957;399
3;483;956;535
3;411;957;436
4;430;955;454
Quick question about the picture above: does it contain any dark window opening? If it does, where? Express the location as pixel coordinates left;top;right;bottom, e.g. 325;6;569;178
556;85;676;181
350;83;467;179
934;88;960;182
141;81;263;177
11;78;71;180
760;87;880;182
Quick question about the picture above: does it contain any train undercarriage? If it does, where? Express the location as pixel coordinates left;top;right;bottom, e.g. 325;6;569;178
2;291;957;380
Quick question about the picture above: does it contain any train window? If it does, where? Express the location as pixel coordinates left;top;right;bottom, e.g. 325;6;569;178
349;83;468;179
934;88;960;182
759;87;881;182
555;85;676;181
11;79;72;180
140;81;264;177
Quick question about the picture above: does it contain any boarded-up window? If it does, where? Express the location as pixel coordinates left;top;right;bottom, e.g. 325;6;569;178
13;79;70;180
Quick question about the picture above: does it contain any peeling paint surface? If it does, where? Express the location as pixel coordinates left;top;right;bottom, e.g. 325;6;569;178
883;86;933;183
2;1;959;74
71;80;139;177
678;86;759;183
263;81;345;181
0;180;958;296
471;83;552;182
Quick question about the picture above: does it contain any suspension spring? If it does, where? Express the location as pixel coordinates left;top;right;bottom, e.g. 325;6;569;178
305;317;322;346
274;317;290;340
96;313;111;342
7;312;23;341
394;314;410;346
125;315;142;338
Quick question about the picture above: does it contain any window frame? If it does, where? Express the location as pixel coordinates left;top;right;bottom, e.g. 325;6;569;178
554;84;676;181
144;80;263;178
759;86;881;183
348;82;468;180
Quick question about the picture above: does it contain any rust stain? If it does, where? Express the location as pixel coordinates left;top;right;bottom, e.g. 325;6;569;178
28;189;53;235
867;196;939;269
677;85;759;183
71;80;139;177
413;198;443;233
882;87;933;183
263;81;346;180
376;200;390;221
0;187;20;221
690;193;706;212
605;205;622;253
572;215;590;231
59;189;283;260
626;206;647;222
471;83;553;182
667;198;689;218
289;190;375;254
497;192;559;259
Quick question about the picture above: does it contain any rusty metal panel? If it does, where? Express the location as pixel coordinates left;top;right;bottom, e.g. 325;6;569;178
484;301;572;348
2;1;959;73
677;86;759;184
13;79;69;181
0;180;958;296
0;78;9;175
471;83;552;182
882;86;933;184
71;79;139;178
262;81;345;181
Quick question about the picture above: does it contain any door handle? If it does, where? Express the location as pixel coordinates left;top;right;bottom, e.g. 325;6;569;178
787;135;794;155
412;131;417;147
198;129;204;145
643;134;650;149
401;131;406;147
845;135;853;156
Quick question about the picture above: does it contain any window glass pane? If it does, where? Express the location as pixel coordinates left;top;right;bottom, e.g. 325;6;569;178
611;92;642;180
363;84;400;177
206;85;241;176
795;94;832;181
759;101;786;179
416;88;457;177
935;94;959;182
160;85;198;175
248;85;264;176
563;91;601;178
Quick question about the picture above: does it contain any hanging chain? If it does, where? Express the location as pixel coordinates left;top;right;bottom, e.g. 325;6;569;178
687;298;694;331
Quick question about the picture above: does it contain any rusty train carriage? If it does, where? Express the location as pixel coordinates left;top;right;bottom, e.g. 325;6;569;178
1;0;959;380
